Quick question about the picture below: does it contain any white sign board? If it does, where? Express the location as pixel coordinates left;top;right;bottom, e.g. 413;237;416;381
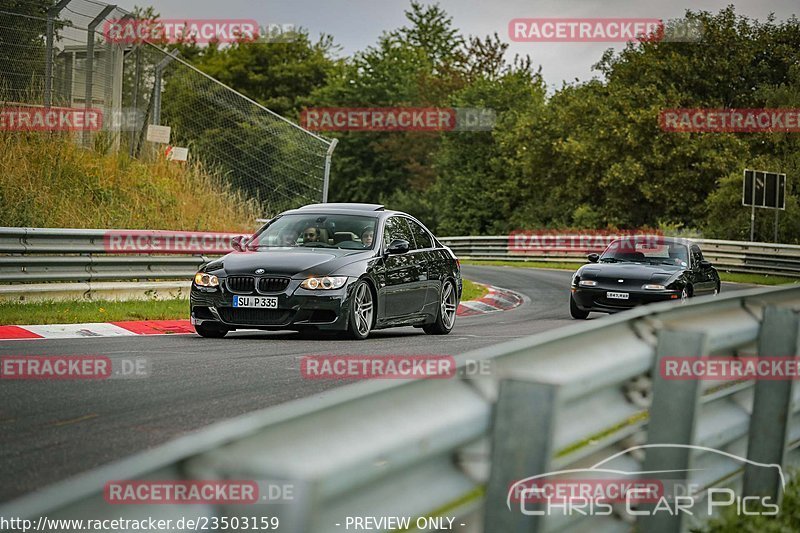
166;146;189;162
146;125;171;144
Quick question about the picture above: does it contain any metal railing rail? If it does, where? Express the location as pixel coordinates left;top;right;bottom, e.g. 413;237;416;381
440;235;800;278
2;285;800;533
2;228;800;285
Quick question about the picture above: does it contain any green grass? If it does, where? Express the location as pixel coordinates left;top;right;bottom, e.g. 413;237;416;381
0;130;258;230
0;299;188;325
461;279;490;302
460;259;799;286
0;280;489;326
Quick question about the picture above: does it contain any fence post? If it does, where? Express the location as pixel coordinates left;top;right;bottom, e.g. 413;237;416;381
129;45;142;156
152;50;180;127
637;329;707;533
322;138;338;203
743;305;800;502
83;5;116;147
44;0;72;108
483;379;559;533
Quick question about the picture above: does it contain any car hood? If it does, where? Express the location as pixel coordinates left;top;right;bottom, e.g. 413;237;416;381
579;262;683;282
206;248;375;277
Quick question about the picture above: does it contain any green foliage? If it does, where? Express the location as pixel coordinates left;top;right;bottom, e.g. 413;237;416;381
146;3;800;240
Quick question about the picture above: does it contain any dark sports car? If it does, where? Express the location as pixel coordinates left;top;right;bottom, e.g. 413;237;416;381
569;236;720;319
190;203;462;339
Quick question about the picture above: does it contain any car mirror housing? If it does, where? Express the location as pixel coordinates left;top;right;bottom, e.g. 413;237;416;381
587;253;600;263
386;239;410;255
700;260;712;269
231;235;247;252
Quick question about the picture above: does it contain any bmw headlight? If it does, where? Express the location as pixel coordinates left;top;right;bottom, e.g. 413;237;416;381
643;283;666;290
194;272;219;287
578;280;598;287
301;276;348;290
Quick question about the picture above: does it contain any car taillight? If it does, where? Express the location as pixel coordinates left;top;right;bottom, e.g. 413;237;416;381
456;258;461;269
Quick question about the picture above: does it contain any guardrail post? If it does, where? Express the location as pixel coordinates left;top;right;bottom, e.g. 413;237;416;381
638;329;707;533
483;379;559;533
743;305;800;502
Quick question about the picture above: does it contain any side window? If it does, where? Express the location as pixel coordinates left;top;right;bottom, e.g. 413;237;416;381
691;246;703;266
382;217;413;248
407;219;433;249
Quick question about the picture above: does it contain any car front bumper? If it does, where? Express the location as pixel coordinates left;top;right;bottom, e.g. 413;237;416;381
190;278;356;331
571;286;682;313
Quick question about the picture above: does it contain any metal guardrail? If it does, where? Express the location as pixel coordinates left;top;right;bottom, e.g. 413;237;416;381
439;235;800;278
2;229;800;286
0;228;210;283
2;285;800;532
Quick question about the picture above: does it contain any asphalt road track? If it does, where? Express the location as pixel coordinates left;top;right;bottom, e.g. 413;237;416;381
0;266;752;502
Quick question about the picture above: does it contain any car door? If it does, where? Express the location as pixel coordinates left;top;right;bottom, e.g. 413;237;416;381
379;216;426;318
405;217;438;313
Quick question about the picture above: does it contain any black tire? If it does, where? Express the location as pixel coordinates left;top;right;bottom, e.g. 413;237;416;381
570;296;589;319
714;281;721;295
423;279;458;335
346;280;374;340
194;322;228;338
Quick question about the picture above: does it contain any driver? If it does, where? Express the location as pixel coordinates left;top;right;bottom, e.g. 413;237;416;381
361;228;374;248
303;226;321;243
668;245;689;265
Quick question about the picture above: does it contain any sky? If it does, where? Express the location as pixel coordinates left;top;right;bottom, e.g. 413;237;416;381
138;0;799;90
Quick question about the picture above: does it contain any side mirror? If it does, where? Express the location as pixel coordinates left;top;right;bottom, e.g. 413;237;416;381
231;235;248;252
587;253;600;263
386;239;410;255
699;260;712;269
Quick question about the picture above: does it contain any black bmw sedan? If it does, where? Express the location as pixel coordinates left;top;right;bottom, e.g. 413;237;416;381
190;203;462;339
569;236;720;319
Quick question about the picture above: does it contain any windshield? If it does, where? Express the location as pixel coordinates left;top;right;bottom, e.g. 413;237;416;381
599;239;689;267
248;213;379;250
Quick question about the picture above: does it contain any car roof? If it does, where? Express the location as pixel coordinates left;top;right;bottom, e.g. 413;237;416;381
295;203;384;212
608;236;695;247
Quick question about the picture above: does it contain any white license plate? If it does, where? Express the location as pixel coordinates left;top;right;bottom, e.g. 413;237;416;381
606;292;629;300
233;296;278;308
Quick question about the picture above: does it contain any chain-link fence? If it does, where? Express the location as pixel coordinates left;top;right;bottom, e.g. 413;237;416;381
0;0;336;216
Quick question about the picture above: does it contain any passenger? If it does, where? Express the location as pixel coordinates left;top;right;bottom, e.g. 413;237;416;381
279;229;298;246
